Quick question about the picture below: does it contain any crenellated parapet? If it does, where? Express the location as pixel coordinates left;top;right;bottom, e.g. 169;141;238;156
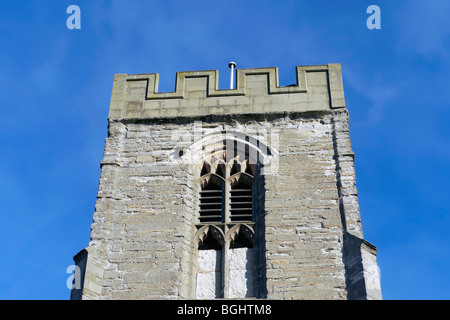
109;63;346;120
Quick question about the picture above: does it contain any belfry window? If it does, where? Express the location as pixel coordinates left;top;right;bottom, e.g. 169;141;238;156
198;158;254;225
194;145;261;299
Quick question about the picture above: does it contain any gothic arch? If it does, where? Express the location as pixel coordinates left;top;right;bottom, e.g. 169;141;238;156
194;225;224;250
226;224;255;249
191;130;267;299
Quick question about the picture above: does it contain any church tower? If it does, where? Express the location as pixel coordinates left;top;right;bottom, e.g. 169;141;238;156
70;63;381;300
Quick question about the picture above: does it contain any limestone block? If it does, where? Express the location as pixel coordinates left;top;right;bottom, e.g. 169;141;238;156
196;250;222;299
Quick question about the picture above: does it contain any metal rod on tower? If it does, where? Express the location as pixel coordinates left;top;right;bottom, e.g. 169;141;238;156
228;61;236;89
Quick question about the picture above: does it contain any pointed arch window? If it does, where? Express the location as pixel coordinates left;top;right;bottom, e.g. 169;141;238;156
194;148;263;299
198;158;255;225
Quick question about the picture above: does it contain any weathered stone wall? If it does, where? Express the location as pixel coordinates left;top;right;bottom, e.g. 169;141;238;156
86;120;197;299
263;111;349;299
72;64;381;300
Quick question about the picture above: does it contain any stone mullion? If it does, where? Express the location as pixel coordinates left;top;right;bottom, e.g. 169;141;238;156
222;164;231;298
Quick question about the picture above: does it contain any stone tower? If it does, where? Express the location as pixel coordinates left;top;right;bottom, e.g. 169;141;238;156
70;64;381;300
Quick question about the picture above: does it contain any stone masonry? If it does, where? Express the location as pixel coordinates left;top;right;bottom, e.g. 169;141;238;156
70;64;382;300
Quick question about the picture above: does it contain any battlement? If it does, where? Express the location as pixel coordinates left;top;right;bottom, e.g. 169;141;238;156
109;63;346;120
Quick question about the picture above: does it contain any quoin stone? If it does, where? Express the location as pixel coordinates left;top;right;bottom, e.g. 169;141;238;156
70;64;382;300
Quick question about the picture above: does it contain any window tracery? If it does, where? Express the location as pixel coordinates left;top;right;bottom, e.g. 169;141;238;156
194;147;261;299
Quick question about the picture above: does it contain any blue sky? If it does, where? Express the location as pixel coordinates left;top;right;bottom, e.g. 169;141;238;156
0;0;449;300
